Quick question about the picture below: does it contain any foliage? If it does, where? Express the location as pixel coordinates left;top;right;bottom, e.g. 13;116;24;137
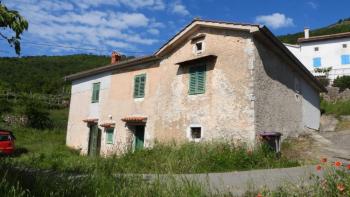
320;99;350;116
278;18;350;44
16;97;52;129
0;1;28;55
0;170;206;197
0;54;134;94
0;98;12;114
316;76;330;87
3;127;299;174
258;158;350;196
333;76;350;91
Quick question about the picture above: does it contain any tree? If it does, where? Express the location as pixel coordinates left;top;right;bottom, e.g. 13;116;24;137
0;1;28;55
333;76;350;91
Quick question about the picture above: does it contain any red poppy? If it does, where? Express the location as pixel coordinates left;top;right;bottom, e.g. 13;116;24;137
347;164;350;170
316;164;322;171
320;158;327;163
334;161;343;167
256;193;263;197
337;183;345;192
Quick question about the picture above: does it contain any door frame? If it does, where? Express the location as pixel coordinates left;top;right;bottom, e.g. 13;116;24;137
132;125;145;151
88;123;101;156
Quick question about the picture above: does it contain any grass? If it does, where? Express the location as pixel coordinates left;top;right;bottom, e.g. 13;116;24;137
3;126;299;174
321;99;350;116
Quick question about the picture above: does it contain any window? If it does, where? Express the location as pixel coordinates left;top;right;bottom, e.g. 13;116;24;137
343;44;347;48
0;134;9;141
313;57;321;67
341;55;350;65
191;127;201;139
193;41;204;54
91;82;100;103
105;128;114;144
314;47;319;51
133;74;146;98
189;65;206;95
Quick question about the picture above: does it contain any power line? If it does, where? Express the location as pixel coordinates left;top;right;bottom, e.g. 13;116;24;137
0;38;154;55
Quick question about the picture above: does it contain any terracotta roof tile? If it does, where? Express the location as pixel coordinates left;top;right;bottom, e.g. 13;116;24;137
121;117;147;122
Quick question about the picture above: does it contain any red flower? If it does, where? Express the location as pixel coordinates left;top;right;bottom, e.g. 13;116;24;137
316;164;322;171
347;164;350;170
334;161;343;167
256;193;263;197
320;158;327;163
337;183;345;192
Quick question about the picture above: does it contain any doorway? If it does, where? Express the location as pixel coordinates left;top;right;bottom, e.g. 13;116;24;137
88;124;101;156
134;125;145;151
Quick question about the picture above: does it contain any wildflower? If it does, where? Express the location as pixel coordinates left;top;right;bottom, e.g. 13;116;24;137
347;164;350;170
316;164;322;171
320;158;327;163
337;183;345;192
334;161;342;167
256;193;263;197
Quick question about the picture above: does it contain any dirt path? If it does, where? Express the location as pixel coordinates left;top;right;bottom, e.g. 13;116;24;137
310;130;350;164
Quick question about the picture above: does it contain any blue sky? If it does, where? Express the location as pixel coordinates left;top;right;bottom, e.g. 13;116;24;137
1;0;350;57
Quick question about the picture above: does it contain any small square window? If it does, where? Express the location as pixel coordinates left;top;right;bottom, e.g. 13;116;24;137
314;47;319;51
191;127;201;139
193;41;204;54
343;44;347;48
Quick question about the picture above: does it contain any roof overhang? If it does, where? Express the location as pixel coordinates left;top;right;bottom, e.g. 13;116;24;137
155;19;260;57
176;54;217;65
65;56;160;82
100;122;116;128
298;32;350;43
83;118;98;123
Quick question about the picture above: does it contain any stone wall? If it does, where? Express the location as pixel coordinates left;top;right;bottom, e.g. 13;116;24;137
322;87;350;102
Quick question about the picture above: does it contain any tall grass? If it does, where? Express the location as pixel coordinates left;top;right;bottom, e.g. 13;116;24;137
4;126;299;174
321;99;350;116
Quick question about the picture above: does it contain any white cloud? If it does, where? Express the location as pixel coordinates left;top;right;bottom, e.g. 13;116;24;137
307;1;319;9
255;13;294;29
171;1;190;16
2;0;163;54
148;28;160;35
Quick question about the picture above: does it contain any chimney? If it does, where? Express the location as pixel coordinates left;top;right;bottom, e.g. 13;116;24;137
304;28;310;39
111;51;121;64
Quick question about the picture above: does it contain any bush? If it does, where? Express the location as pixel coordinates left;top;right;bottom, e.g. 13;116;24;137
333;76;350;91
17;98;53;129
316;76;330;87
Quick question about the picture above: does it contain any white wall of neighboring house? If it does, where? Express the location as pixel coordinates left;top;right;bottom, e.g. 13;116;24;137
285;37;350;81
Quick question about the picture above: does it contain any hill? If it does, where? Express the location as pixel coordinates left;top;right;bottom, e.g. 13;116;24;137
0;54;131;94
278;18;350;44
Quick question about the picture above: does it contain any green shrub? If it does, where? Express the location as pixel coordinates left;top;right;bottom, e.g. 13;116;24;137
16;97;53;129
320;99;350;116
333;75;350;91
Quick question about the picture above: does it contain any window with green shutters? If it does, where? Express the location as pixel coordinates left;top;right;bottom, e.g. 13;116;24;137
106;128;114;144
91;82;100;103
133;74;146;98
189;65;206;95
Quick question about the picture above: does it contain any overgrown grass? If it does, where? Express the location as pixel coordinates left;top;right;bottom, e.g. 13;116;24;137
2;127;299;174
321;99;350;116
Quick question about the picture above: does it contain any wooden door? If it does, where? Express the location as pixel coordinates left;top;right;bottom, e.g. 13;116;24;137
88;124;101;156
134;126;144;151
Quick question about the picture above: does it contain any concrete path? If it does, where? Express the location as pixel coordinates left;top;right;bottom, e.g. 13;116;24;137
142;165;321;196
311;129;350;164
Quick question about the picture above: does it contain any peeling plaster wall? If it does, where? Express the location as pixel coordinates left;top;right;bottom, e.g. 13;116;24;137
67;27;262;155
253;40;304;137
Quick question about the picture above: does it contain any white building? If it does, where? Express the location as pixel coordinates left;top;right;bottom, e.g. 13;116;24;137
285;29;350;82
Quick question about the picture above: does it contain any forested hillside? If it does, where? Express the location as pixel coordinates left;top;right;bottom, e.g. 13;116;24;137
0;54;131;94
278;18;350;44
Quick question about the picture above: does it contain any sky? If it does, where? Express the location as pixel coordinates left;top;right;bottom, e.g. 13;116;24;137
1;0;350;57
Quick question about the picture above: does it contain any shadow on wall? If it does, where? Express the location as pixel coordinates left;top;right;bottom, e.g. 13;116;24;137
254;40;319;110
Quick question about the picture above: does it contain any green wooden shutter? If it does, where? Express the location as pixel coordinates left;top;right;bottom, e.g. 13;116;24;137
106;128;114;144
134;74;146;98
189;65;206;95
92;82;100;103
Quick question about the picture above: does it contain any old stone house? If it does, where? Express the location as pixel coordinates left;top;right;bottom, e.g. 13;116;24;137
65;19;326;156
